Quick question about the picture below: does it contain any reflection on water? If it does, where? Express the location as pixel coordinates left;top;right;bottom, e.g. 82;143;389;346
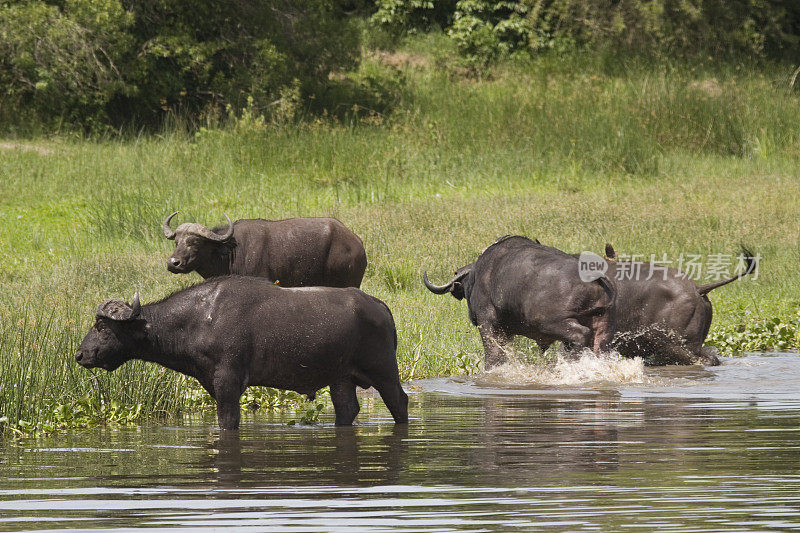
2;354;800;531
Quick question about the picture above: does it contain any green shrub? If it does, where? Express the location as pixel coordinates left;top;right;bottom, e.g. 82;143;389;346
372;0;459;34
448;1;532;66
527;0;800;60
0;0;364;131
117;0;362;126
0;0;133;130
373;0;800;65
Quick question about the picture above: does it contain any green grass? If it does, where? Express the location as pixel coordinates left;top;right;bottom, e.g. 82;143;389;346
1;36;799;434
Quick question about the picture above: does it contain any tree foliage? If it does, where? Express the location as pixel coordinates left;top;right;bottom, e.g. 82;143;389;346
373;0;800;65
372;0;459;32
0;0;132;128
0;0;361;130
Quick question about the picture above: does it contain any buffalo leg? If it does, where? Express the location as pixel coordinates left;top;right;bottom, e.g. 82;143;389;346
478;324;512;369
540;319;591;354
374;380;409;424
591;312;614;353
353;351;408;423
330;379;360;426
213;369;243;430
699;346;721;366
648;343;696;366
216;400;241;431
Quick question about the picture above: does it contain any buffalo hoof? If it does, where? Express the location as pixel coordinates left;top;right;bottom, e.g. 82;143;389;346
699;346;721;366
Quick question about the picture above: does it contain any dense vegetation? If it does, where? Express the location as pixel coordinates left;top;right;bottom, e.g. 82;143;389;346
0;0;363;131
3;1;800;131
374;0;800;66
1;3;799;435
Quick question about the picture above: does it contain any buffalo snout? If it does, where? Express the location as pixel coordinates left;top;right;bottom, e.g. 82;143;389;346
75;348;94;367
75;347;124;371
167;256;184;272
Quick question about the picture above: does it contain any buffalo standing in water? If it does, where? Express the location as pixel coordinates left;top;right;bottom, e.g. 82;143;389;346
423;236;615;368
75;276;408;429
163;213;367;287
598;244;758;365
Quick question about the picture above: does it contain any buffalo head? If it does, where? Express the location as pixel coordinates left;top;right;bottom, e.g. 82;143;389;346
422;263;473;300
75;291;142;372
162;211;234;274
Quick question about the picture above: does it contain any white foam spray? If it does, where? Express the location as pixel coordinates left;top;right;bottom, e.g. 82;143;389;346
481;348;645;386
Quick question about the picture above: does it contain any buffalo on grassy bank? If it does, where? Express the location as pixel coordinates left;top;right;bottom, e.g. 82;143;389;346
163;213;367;287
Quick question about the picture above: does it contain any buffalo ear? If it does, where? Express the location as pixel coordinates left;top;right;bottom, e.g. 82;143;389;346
451;281;465;300
96;298;139;321
604;243;616;260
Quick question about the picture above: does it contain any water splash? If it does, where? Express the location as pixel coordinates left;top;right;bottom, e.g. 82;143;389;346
611;324;700;365
481;349;644;386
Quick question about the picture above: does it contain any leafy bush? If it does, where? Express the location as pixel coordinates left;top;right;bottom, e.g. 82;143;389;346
373;0;800;65
529;0;800;60
0;0;133;129
0;0;363;131
372;0;459;34
448;1;532;65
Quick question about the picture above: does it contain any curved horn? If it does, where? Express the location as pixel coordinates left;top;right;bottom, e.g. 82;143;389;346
215;213;235;241
163;211;179;240
180;213;235;243
130;290;141;319
422;271;454;294
192;213;234;242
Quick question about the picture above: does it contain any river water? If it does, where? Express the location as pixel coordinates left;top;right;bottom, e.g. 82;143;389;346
2;353;800;531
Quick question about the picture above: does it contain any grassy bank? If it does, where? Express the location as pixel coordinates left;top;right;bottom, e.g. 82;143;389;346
1;37;799;434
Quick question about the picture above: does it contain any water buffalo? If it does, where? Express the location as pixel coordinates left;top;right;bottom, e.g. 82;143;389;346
423;236;615;368
599;244;757;365
162;213;367;287
75;276;408;429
